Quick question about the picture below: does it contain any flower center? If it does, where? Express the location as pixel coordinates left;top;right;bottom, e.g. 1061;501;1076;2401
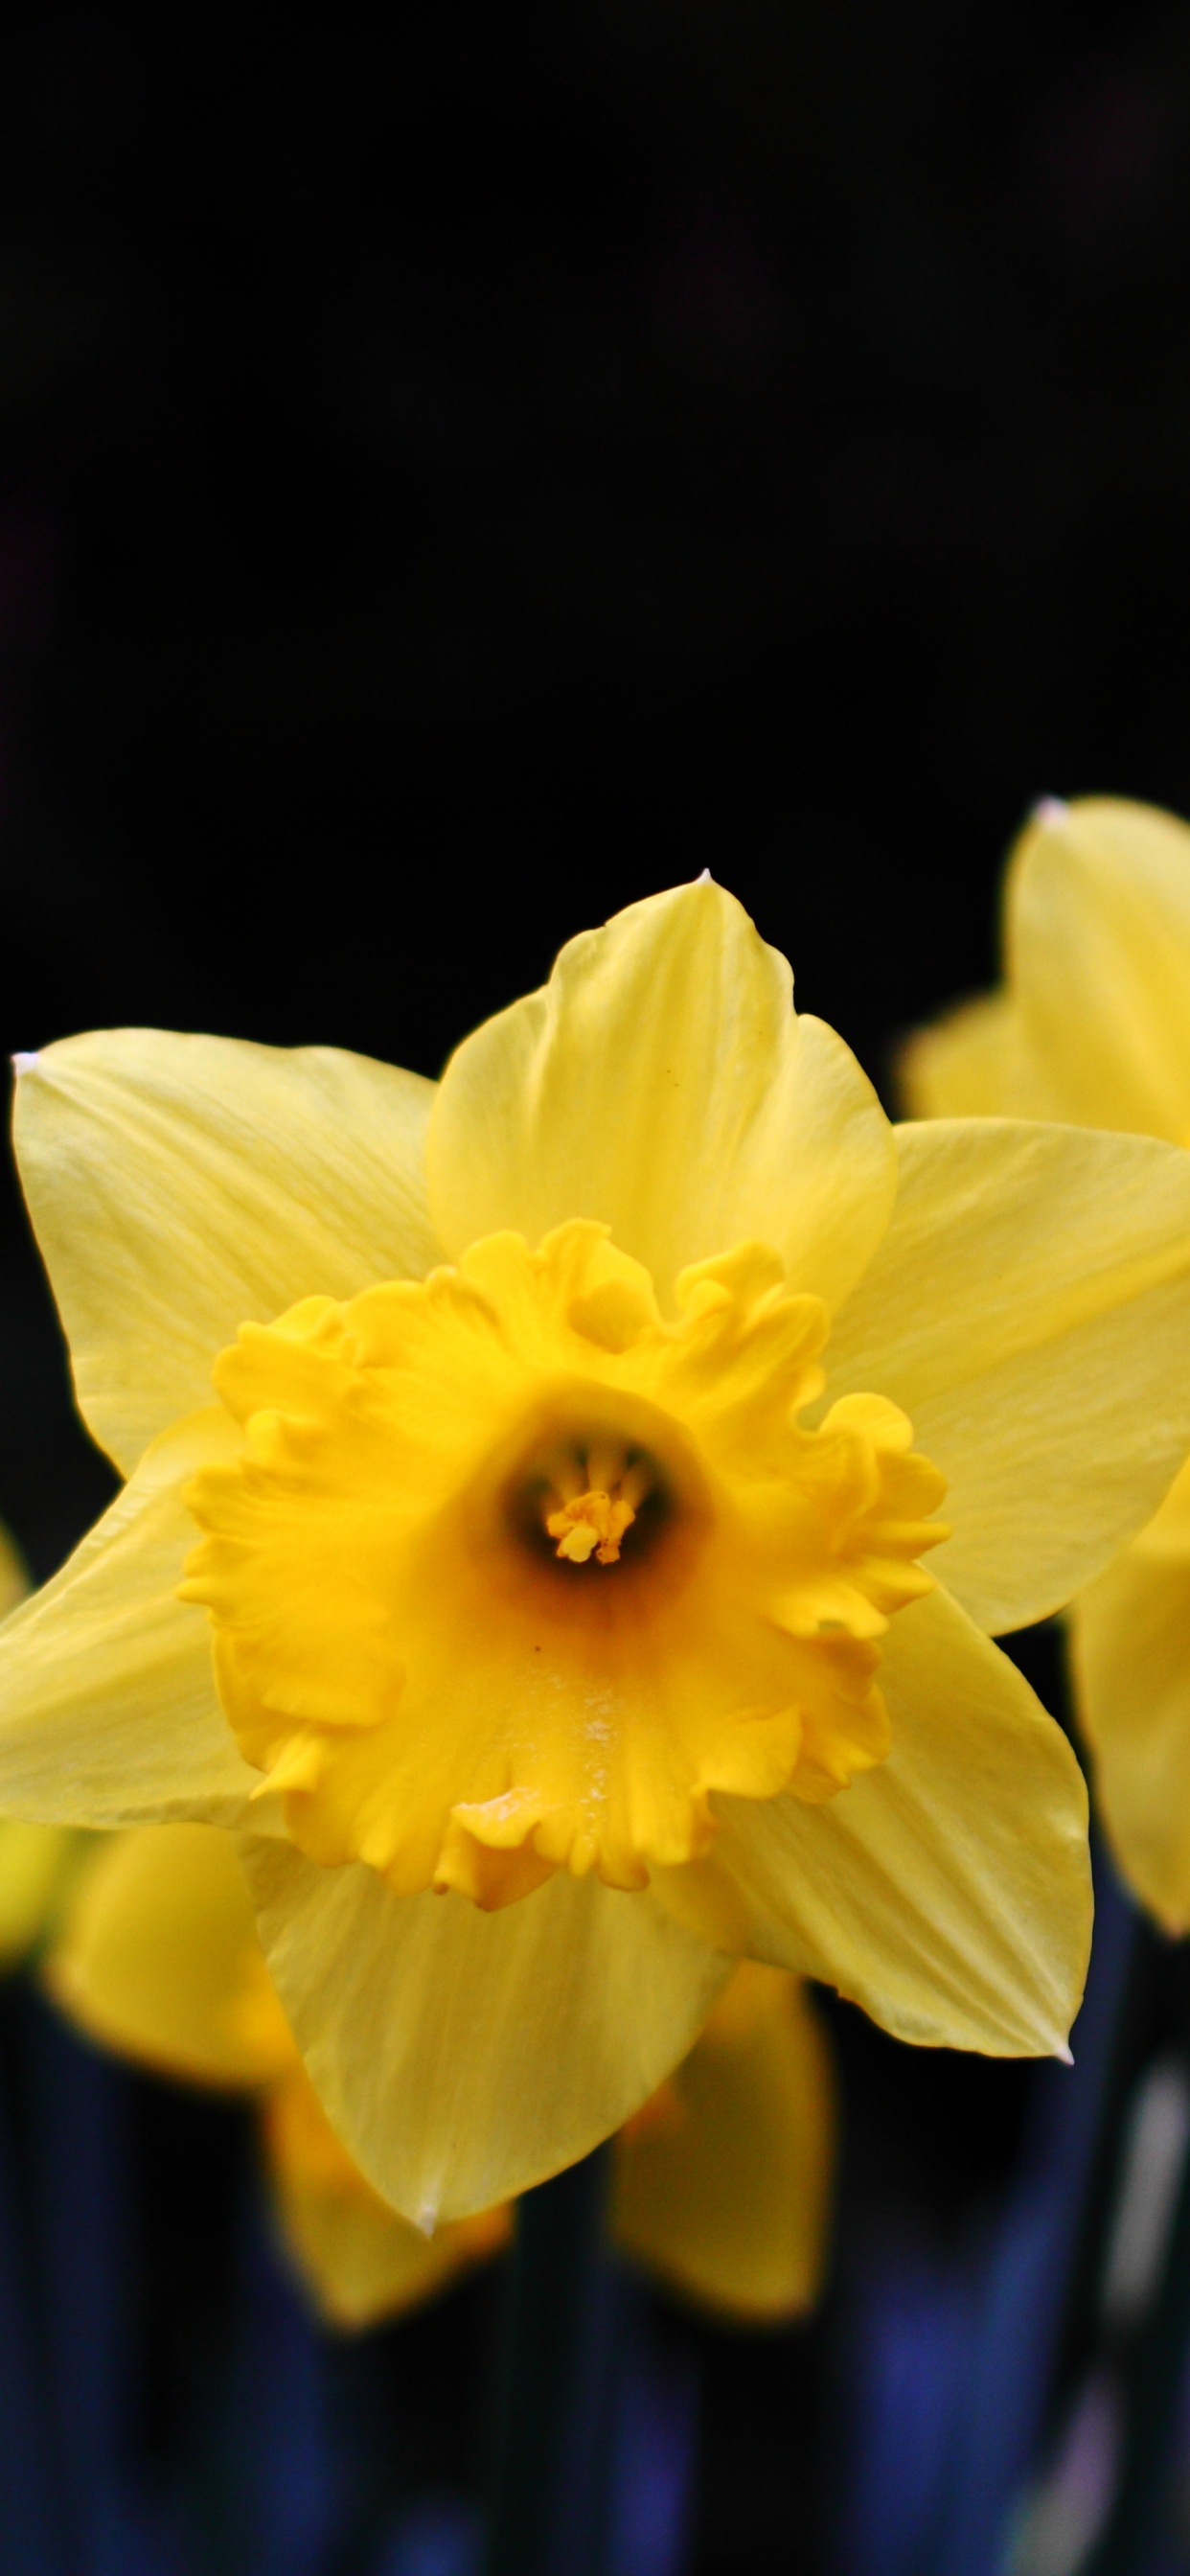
180;1221;948;1911
506;1433;667;1569
544;1447;645;1565
549;1486;634;1564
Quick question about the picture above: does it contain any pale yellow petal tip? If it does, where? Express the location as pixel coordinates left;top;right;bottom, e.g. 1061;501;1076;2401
1030;796;1071;834
11;1052;38;1077
1056;2042;1075;2066
415;2196;439;2241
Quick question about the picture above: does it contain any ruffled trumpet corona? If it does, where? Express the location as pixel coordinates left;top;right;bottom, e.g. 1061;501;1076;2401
6;877;1190;2224
178;1226;945;1910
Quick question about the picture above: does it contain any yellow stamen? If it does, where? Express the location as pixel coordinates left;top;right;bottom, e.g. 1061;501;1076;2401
546;1489;637;1566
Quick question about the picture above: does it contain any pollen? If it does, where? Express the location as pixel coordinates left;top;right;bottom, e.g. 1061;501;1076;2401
541;1442;652;1564
547;1490;636;1564
180;1220;948;1912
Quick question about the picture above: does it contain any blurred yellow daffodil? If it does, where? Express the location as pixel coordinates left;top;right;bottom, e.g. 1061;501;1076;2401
3;880;1190;2220
46;1822;834;2330
904;796;1190;1934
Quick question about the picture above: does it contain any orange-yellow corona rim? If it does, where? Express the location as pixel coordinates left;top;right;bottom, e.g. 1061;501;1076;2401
180;1218;947;1910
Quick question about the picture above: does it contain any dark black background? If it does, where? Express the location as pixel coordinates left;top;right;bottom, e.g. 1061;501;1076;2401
0;7;1186;2568
3;0;1190;1569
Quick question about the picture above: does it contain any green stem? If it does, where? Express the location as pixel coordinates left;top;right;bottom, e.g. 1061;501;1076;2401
482;2145;621;2576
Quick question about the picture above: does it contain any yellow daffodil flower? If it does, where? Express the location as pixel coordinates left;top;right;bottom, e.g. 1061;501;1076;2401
46;1822;834;2330
4;881;1190;2221
904;795;1190;1934
0;1526;80;1966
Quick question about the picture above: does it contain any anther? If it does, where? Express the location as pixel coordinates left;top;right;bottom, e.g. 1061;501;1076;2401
546;1489;637;1565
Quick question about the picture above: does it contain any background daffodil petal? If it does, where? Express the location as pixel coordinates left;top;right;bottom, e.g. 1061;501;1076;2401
704;1584;1090;2058
0;1821;84;1968
0;1411;255;1828
828;1118;1190;1634
1010;796;1190;1142
0;1523;28;1620
1071;1530;1190;1936
900;991;1040;1123
263;2068;512;2332
612;1964;835;2322
426;879;896;1315
238;1832;733;2228
14;1030;440;1475
44;1822;295;2087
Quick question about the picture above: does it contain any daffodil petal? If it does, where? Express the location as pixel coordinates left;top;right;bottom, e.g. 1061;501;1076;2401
703;1584;1090;2058
0;1523;29;1620
1071;1537;1190;1935
0;1823;82;1968
427;880;896;1314
238;1832;732;2225
269;2164;506;2334
1010;797;1190;1141
45;1823;293;2087
612;1965;835;2321
828;1118;1190;1633
0;1411;254;1827
898;992;1041;1121
263;2069;511;2331
14;1031;439;1474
